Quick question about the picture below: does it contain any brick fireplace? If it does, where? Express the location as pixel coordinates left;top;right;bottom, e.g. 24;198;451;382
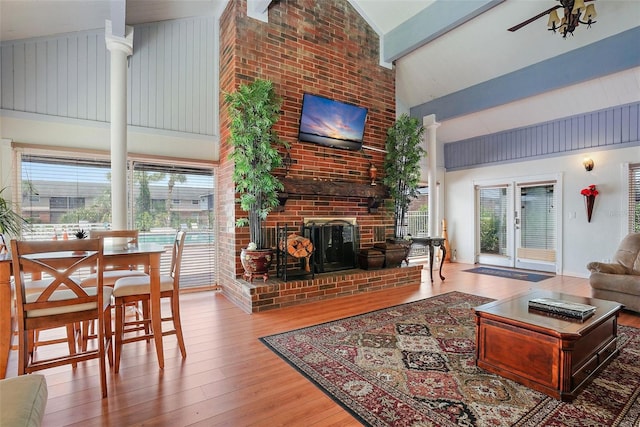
217;0;423;313
302;218;359;273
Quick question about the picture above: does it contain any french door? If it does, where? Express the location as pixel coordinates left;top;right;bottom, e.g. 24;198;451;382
476;176;560;273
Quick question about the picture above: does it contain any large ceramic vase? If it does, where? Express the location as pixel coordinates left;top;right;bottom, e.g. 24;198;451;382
241;248;273;282
394;238;413;266
373;238;413;268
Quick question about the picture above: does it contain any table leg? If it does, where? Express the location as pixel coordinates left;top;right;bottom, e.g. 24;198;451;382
0;262;12;379
149;252;164;369
438;244;446;281
428;243;434;282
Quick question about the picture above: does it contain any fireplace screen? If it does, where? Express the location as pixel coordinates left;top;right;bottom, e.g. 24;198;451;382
303;219;359;273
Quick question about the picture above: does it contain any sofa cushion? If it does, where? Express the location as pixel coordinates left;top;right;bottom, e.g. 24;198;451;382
613;232;640;274
590;272;640;296
0;374;48;427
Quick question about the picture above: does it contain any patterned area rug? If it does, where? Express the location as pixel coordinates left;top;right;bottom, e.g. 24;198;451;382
260;292;640;426
464;267;554;282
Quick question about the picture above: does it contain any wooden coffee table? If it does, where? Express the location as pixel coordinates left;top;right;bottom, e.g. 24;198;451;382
474;290;623;402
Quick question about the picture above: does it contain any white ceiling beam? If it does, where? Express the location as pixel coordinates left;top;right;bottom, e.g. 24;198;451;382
383;0;504;63
110;0;127;38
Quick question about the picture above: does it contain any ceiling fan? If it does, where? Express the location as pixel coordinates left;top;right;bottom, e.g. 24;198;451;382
508;0;597;38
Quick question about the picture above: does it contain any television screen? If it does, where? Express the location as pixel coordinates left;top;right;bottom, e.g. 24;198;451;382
298;93;368;151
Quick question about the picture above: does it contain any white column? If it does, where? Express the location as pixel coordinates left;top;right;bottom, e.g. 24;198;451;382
423;115;440;237
105;21;133;230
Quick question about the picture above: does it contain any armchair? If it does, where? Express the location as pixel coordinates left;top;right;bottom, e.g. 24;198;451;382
587;232;640;313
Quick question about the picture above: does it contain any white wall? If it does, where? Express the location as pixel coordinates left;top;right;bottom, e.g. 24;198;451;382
444;145;639;278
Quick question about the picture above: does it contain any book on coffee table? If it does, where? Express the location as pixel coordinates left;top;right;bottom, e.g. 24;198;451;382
528;298;597;320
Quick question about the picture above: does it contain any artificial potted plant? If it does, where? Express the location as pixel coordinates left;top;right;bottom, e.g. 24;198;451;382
72;229;88;254
226;78;288;282
0;187;27;253
379;114;425;266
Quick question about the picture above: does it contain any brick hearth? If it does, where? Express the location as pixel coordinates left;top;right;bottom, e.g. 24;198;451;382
244;265;424;313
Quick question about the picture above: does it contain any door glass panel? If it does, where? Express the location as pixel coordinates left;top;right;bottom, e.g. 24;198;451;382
517;184;556;263
479;187;508;256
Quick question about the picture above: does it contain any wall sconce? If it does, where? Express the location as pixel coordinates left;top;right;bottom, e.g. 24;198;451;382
583;157;594;172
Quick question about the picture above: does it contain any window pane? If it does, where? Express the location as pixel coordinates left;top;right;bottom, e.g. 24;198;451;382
20;155;112;233
479;187;507;256
131;162;216;288
17;152;217;289
630;163;640;233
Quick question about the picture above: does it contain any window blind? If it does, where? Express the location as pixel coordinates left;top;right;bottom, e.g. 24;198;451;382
16;150;217;288
629;163;640;233
519;185;556;250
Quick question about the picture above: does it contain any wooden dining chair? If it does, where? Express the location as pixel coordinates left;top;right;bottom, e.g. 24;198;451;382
25;279;77;357
78;229;149;350
111;231;187;373
10;238;112;398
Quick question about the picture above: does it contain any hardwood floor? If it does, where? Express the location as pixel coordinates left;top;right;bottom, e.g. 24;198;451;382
7;262;640;426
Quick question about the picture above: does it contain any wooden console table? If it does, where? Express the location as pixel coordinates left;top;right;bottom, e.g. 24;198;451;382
474;290;623;401
411;237;446;282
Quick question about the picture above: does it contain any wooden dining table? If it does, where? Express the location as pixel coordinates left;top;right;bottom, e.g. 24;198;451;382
0;242;167;379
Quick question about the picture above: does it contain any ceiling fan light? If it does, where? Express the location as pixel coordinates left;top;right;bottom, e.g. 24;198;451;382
507;0;598;35
558;17;567;29
583;4;597;19
547;9;561;28
572;0;586;15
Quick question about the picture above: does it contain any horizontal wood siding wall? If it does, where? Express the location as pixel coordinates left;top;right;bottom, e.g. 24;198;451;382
0;16;216;136
444;102;640;171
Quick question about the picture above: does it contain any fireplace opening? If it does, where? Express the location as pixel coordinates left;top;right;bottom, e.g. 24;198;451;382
303;218;359;273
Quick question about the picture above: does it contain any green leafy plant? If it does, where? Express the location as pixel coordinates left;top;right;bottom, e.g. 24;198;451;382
226;79;288;249
0;187;27;238
382;114;425;239
74;229;88;239
480;212;501;254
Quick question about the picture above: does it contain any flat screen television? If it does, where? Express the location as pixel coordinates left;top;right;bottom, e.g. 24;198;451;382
298;93;368;151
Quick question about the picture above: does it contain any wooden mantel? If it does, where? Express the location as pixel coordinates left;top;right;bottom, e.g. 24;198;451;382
280;177;389;199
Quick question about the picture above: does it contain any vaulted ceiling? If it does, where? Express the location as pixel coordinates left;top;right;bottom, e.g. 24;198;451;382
1;0;638;144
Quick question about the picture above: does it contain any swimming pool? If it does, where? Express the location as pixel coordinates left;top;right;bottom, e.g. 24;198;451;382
138;231;214;245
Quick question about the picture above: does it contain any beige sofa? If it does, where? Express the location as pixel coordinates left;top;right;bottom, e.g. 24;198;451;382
0;374;48;427
587;232;640;313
